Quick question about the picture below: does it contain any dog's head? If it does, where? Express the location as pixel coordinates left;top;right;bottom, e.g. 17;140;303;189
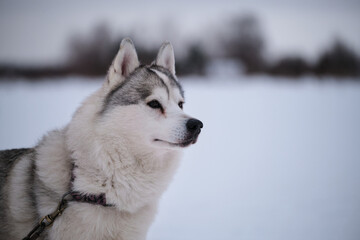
95;38;203;152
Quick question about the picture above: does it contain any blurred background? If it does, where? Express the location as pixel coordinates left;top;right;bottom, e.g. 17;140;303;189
0;0;359;239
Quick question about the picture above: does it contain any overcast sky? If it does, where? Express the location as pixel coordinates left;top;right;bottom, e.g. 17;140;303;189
0;0;359;65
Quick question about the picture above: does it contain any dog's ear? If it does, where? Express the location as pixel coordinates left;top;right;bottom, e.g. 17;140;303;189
114;38;139;77
107;38;139;88
155;42;175;75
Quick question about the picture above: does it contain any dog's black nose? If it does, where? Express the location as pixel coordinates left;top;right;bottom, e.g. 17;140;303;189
186;119;203;133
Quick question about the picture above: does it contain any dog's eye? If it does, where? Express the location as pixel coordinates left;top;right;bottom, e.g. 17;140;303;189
178;101;184;109
147;100;162;110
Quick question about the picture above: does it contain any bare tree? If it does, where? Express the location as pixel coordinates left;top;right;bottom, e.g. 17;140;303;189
223;14;266;74
67;23;118;76
314;40;360;77
176;43;208;76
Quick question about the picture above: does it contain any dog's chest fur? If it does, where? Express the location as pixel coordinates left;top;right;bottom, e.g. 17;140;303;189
33;129;180;239
72;148;181;212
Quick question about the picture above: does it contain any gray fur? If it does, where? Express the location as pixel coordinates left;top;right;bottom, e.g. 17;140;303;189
102;66;184;114
149;65;184;96
0;148;38;238
0;148;32;179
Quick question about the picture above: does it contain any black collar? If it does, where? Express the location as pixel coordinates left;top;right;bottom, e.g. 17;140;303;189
70;163;113;207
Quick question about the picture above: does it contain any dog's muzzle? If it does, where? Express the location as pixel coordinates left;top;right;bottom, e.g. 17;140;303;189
153;118;203;148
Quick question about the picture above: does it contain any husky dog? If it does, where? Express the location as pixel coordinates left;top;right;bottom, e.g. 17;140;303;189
0;38;203;239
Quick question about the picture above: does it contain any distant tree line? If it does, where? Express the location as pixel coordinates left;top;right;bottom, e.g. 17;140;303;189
0;23;208;79
65;24;209;77
0;16;359;80
221;15;360;78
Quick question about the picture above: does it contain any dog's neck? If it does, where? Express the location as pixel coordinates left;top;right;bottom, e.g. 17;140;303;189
69;162;113;207
67;135;181;212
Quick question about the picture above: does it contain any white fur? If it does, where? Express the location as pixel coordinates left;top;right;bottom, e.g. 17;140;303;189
25;39;196;239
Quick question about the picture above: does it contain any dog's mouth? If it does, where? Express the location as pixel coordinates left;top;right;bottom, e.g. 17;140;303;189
154;137;198;148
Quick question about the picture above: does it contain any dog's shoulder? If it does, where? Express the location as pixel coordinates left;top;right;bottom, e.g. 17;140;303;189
0;148;33;159
0;148;34;162
0;148;34;176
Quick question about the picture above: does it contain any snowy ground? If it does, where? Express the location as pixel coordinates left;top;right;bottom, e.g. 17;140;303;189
1;76;360;240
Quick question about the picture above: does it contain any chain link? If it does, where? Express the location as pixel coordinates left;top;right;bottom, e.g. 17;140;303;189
22;192;71;240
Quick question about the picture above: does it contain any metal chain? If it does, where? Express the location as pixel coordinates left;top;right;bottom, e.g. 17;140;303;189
23;192;72;240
